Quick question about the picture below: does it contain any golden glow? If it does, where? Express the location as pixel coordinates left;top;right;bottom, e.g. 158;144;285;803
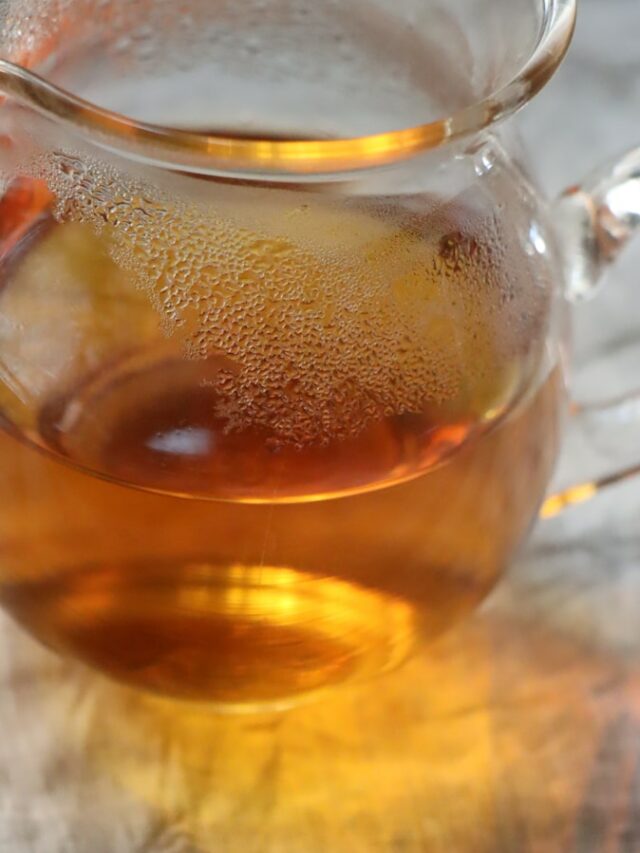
540;482;598;519
35;606;604;853
27;560;417;707
84;633;499;851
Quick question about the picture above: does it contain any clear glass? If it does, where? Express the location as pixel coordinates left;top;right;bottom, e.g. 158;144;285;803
2;0;633;711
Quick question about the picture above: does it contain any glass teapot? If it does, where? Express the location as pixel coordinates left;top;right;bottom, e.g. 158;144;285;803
0;0;635;707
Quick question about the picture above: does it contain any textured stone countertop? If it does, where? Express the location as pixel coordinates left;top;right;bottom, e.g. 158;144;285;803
2;2;640;851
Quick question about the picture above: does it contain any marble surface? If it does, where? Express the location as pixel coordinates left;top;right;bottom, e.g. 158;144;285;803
3;2;640;850
511;0;640;703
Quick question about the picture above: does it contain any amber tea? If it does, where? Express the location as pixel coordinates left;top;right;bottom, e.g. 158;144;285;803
0;167;563;706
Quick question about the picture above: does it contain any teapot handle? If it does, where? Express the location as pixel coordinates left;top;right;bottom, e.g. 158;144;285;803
542;148;640;517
